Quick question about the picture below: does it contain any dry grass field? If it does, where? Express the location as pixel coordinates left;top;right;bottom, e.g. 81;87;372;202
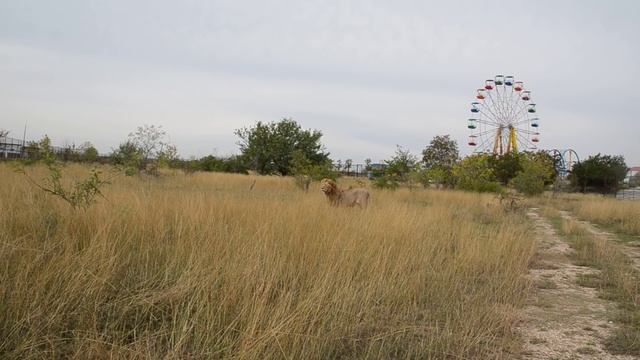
0;163;538;359
535;194;640;238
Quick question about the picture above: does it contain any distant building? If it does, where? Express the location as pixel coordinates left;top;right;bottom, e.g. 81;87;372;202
0;136;24;158
625;166;640;184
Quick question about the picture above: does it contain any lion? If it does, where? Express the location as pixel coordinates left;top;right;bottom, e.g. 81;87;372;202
320;178;370;208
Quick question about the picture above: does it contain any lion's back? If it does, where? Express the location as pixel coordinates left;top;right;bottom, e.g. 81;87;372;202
343;188;370;207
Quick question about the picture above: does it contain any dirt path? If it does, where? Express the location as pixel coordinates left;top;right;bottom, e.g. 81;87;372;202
558;210;640;272
518;208;635;360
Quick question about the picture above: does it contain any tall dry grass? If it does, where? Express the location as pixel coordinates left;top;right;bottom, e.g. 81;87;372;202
0;164;535;359
536;193;640;237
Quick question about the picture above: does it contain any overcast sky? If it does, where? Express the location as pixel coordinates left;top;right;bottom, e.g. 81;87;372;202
1;0;638;165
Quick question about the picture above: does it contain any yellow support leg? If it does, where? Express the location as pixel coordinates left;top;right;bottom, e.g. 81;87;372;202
493;127;503;155
509;126;518;153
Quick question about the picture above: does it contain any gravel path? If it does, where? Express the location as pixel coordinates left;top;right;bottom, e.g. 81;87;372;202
518;208;635;360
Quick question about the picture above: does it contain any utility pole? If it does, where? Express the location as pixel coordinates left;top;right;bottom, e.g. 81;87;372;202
21;121;27;158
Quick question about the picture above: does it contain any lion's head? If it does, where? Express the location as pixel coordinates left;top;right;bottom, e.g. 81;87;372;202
320;178;338;197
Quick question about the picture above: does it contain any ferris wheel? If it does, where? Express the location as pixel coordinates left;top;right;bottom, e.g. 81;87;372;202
467;75;540;155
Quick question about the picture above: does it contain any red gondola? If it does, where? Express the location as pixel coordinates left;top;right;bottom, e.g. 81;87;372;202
514;81;523;91
476;89;487;100
521;91;531;101
485;79;494;90
468;135;477;146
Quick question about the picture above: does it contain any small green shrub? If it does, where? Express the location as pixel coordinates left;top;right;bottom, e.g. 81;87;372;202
16;136;109;210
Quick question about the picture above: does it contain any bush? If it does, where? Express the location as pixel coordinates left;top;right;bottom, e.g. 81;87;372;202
290;150;336;191
16;136;108;210
453;154;502;193
511;158;549;196
372;175;400;190
570;154;628;193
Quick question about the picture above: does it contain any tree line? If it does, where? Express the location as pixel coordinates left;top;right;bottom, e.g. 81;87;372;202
3;119;631;195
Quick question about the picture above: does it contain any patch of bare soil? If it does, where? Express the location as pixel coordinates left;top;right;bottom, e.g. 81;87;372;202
559;210;640;272
518;209;635;360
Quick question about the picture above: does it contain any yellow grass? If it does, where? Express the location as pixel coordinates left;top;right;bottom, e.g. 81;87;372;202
537;193;640;237
0;164;535;359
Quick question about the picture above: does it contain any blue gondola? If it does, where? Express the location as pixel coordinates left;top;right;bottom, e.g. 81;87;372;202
531;118;539;127
505;75;514;86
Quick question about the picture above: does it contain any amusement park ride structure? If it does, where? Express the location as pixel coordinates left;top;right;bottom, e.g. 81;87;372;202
468;75;539;155
467;75;579;178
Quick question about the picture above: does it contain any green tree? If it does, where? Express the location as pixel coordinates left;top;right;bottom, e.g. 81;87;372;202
511;157;553;196
113;125;178;175
111;141;143;176
421;135;459;188
344;159;353;175
80;142;99;163
422;135;459;168
489;152;524;185
527;151;558;185
291;150;336;191
128;125;172;162
235;118;329;176
198;155;249;174
570;154;628;193
453;154;502;193
374;146;419;189
386;146;418;180
364;158;372;171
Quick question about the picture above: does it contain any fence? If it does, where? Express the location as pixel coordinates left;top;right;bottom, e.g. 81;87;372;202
333;163;387;178
0;135;95;161
616;188;640;201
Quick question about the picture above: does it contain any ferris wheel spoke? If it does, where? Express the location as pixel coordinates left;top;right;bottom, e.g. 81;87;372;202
474;132;496;152
488;89;509;121
478;104;504;124
506;92;524;121
477;110;502;125
476;118;501;126
510;106;531;122
495;85;512;120
513;116;533;127
496;87;509;124
474;128;501;137
514;128;539;136
484;93;504;122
